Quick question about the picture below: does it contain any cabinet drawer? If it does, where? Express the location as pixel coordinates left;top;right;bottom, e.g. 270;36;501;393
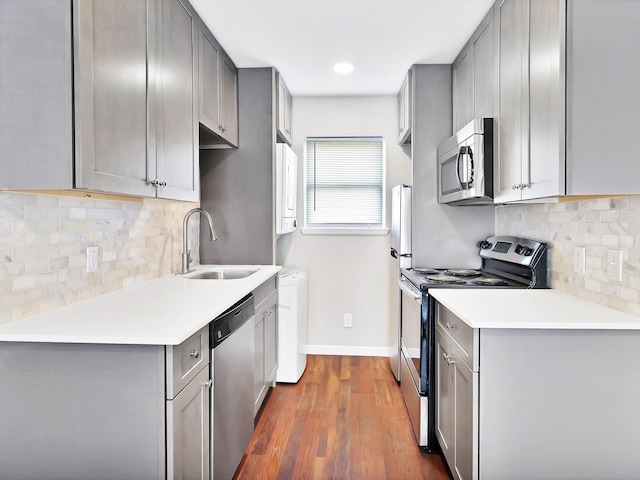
436;303;476;369
166;326;209;399
254;275;277;311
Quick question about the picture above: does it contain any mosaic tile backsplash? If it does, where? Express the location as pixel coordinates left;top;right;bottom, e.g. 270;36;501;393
0;192;199;324
496;196;640;317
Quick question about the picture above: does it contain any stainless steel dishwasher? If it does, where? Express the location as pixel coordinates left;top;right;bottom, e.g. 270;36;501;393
211;294;255;480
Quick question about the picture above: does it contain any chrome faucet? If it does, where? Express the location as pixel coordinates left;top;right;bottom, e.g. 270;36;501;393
182;208;217;274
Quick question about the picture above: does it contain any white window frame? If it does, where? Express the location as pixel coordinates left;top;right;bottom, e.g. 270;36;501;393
302;136;387;235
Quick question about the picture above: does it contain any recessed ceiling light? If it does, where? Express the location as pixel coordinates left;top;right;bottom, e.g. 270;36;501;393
333;62;354;74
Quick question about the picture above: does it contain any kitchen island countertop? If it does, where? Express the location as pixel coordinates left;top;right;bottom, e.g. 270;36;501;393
0;265;281;345
430;288;640;329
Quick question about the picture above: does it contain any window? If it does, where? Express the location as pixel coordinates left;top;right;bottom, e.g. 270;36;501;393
303;136;386;234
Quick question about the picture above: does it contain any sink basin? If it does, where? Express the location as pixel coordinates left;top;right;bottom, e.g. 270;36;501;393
186;269;258;280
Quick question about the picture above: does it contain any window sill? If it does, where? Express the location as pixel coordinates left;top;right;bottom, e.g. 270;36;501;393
301;227;389;236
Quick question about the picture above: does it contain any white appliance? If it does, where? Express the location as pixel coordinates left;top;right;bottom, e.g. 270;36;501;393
276;267;307;383
275;143;298;234
389;184;411;381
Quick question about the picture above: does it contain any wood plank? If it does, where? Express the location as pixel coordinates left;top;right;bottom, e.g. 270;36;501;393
234;355;452;480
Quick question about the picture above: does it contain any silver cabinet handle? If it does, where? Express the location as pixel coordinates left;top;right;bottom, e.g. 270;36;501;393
446;322;456;330
149;179;160;187
189;350;200;359
511;184;518;190
443;353;455;366
203;379;212;388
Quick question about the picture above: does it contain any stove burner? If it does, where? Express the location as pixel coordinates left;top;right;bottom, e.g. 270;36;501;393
413;268;442;275
469;277;510;286
425;275;467;284
445;269;482;277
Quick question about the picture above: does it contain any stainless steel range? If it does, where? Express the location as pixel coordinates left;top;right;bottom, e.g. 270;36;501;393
398;235;548;450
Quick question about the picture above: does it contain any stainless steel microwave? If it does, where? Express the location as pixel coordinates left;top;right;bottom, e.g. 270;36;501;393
437;118;493;205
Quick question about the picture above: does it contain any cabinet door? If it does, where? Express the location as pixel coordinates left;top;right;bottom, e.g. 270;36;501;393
435;332;455;466
277;74;292;145
75;0;156;197
167;366;211;480
397;71;411;145
452;48;473;132
155;0;199;202
220;52;239;146
472;10;494;120
454;356;478;480
524;0;565;199
198;18;221;136
0;1;74;190
265;301;278;385
254;313;266;416
493;0;525;203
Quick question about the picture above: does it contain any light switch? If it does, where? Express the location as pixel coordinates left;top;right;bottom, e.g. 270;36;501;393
86;246;99;273
607;249;622;282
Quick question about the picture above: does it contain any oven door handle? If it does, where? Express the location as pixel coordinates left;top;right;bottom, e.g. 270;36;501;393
399;279;421;301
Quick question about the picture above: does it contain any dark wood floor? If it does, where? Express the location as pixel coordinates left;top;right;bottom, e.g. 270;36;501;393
234;355;452;480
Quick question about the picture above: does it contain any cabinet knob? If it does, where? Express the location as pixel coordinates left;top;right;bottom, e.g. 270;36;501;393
203;379;213;388
162;180;167;187
445;322;456;330
220;124;227;132
149;179;161;187
189;349;200;359
443;353;455;366
511;184;518;190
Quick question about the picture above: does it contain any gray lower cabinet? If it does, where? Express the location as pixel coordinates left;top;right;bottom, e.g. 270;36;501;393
435;318;478;480
253;278;278;416
434;301;640;480
0;0;198;201
0;325;211;480
167;367;211;480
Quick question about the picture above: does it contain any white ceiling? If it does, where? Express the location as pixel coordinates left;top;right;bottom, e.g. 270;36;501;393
190;0;495;97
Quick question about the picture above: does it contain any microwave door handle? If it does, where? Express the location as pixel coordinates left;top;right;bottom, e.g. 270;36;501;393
455;147;465;190
467;146;474;187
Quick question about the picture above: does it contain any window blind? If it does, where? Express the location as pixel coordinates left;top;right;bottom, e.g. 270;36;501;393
305;137;384;226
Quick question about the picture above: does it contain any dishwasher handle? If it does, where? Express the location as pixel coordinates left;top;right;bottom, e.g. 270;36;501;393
211;294;255;348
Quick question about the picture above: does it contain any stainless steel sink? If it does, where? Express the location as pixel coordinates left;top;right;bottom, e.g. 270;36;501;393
186;269;258;280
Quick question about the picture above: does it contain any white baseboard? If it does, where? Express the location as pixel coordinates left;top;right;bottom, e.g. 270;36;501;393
302;344;392;357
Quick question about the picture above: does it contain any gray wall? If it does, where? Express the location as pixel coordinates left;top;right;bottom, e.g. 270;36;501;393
411;65;495;268
199;68;276;265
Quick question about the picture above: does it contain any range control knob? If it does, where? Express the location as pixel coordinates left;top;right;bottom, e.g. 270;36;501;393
477;240;492;250
515;245;534;256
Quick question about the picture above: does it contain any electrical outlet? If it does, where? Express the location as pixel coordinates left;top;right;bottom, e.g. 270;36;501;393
573;246;586;275
607;249;623;282
343;313;352;328
86;246;99;273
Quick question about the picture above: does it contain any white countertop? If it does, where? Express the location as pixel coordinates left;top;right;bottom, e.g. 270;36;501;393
430;288;640;329
0;265;281;345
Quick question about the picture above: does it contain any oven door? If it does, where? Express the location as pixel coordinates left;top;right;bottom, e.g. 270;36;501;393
399;277;426;394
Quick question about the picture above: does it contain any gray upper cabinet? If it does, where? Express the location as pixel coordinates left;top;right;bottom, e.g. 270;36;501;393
0;0;199;201
494;0;564;203
494;0;640;203
156;0;199;202
276;73;293;145
198;18;238;147
397;70;412;145
74;0;156;197
452;50;473;132
452;8;494;133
